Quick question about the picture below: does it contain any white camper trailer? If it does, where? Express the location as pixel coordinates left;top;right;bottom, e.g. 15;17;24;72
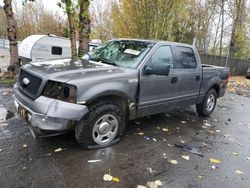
18;34;101;64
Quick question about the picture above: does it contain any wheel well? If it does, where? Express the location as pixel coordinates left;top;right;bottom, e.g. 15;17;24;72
210;84;220;96
87;95;130;117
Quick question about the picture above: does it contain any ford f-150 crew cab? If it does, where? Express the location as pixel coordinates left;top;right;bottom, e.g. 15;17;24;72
13;39;230;148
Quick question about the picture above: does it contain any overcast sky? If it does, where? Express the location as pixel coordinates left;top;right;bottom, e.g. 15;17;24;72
0;0;64;15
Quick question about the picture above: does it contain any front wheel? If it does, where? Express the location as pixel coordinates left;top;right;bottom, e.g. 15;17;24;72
75;102;125;149
196;89;217;116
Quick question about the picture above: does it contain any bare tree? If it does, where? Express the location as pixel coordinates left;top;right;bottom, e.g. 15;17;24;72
219;0;225;55
227;0;247;64
78;0;90;57
3;0;19;74
59;0;78;61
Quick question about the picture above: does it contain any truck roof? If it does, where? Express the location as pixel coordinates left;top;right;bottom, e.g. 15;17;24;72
111;38;194;48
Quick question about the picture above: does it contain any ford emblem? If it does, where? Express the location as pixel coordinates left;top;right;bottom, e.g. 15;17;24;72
23;78;30;85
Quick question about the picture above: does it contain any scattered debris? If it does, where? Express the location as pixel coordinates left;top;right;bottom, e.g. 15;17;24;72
215;130;221;133
103;174;113;181
182;155;190;160
88;159;102;163
167;144;174;147
0;149;2;152
202;142;208;146
206;130;215;134
211;165;217;170
113;177;120;183
54;148;63;152
152;138;157;142
22;166;26;170
223;134;231;138
214;119;218;122
210;158;221;164
137;185;147;188
165;114;171;117
22;144;27;148
134;121;141;125
157;126;161;130
162;128;169;132
175;143;204;157
181;121;186;124
232;152;238;156
180;140;186;144
144;136;151;141
147;181;158;188
1;123;8;127
204;123;211;127
45;153;51;156
176;127;180;130
163;153;167;159
236;170;244;175
147;167;156;174
228;118;231;122
198;175;203;178
169;160;178;165
138;132;144;136
155;180;163;186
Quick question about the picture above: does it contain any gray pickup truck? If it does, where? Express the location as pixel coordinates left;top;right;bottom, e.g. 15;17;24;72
14;39;230;148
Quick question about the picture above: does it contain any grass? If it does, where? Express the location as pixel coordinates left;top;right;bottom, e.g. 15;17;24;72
0;79;15;86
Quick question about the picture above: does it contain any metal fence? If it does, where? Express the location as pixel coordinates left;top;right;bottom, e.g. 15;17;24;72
0;38;10;49
0;38;21;49
200;53;250;76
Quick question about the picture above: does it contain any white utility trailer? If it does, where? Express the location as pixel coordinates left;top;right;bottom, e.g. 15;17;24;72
18;34;101;64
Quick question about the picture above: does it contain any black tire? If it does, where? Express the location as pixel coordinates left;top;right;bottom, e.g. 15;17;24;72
75;101;125;148
196;89;217;117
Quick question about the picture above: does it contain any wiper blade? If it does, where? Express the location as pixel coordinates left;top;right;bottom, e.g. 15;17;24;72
91;58;118;67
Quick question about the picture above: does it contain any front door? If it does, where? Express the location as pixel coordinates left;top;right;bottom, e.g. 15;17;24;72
138;45;178;117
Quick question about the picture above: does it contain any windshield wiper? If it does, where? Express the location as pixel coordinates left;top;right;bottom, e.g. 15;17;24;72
91;58;118;67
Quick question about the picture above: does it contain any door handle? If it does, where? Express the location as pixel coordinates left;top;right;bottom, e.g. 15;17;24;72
195;75;201;81
171;77;178;84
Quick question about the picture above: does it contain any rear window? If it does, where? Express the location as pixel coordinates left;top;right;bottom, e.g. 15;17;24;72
52;46;62;55
176;47;197;69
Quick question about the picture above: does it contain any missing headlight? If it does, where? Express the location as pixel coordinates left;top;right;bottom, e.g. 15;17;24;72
43;81;77;103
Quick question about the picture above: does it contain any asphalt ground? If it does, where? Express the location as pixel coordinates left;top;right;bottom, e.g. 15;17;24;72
0;86;250;188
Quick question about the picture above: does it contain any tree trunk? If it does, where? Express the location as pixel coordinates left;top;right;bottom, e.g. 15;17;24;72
65;0;77;61
78;0;90;57
3;0;19;75
219;0;224;56
227;0;245;65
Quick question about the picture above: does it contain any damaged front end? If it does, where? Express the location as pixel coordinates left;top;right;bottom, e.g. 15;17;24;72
13;79;88;138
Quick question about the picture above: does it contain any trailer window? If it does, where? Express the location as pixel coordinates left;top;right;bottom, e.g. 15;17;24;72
52;46;62;55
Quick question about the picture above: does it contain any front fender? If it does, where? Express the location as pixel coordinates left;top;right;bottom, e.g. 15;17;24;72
77;82;136;104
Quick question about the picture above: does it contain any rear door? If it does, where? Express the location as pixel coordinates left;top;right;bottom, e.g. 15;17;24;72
172;46;202;106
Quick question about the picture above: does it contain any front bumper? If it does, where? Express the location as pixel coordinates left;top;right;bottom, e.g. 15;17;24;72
13;85;88;137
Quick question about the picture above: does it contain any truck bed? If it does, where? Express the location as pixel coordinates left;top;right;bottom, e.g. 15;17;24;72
198;64;230;102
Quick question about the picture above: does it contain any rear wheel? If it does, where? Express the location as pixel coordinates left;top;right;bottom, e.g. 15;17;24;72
196;89;217;116
75;101;125;148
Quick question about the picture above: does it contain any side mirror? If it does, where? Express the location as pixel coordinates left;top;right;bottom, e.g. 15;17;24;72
144;63;170;76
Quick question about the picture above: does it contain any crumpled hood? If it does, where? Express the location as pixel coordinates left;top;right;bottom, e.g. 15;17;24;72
22;58;124;82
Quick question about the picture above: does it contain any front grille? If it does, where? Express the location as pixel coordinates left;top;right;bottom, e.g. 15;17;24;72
19;69;43;97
